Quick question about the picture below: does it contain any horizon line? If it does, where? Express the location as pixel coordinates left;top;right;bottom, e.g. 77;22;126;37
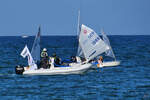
0;34;150;36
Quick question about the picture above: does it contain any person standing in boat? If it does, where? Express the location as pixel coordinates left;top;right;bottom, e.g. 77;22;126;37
40;48;49;69
41;48;48;58
97;56;103;68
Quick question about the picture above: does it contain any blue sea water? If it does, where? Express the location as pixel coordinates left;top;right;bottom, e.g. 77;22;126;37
0;35;150;99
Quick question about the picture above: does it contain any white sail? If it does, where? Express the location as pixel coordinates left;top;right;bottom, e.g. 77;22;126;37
21;45;37;70
31;26;41;63
79;24;110;61
101;29;116;60
77;45;83;56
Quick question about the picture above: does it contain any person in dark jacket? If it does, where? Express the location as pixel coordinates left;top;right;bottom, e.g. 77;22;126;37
52;53;61;66
40;48;49;69
41;48;48;58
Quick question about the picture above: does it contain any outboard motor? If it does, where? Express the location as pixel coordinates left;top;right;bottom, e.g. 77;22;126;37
15;65;24;75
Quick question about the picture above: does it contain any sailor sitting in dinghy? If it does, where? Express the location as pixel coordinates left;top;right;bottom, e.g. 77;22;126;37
97;56;103;68
52;53;62;66
70;56;77;62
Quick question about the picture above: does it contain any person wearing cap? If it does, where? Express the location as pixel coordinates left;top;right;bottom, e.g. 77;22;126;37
41;48;48;58
40;48;49;69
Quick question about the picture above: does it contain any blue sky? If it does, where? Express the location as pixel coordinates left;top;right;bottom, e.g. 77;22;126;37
0;0;150;36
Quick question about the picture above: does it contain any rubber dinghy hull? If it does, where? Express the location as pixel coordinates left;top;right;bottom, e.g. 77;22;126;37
23;63;92;75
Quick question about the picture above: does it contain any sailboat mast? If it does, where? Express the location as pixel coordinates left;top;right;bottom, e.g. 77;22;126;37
77;10;80;36
76;10;82;56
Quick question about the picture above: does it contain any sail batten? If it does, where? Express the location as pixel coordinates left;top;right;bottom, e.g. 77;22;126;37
79;24;110;61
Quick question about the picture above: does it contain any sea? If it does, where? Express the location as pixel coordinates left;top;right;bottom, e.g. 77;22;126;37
0;35;150;100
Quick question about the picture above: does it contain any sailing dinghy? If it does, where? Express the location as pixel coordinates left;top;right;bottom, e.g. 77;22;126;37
75;10;120;68
93;29;120;68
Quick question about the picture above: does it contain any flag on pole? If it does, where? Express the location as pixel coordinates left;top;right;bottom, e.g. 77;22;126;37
21;45;37;70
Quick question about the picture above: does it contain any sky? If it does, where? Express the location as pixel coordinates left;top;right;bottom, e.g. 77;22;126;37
0;0;150;36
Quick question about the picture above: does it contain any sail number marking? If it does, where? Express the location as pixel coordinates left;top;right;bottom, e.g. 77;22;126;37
88;31;100;45
92;37;100;45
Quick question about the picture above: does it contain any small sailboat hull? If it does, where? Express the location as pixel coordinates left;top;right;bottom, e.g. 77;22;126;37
102;61;120;67
92;61;120;68
22;63;92;75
